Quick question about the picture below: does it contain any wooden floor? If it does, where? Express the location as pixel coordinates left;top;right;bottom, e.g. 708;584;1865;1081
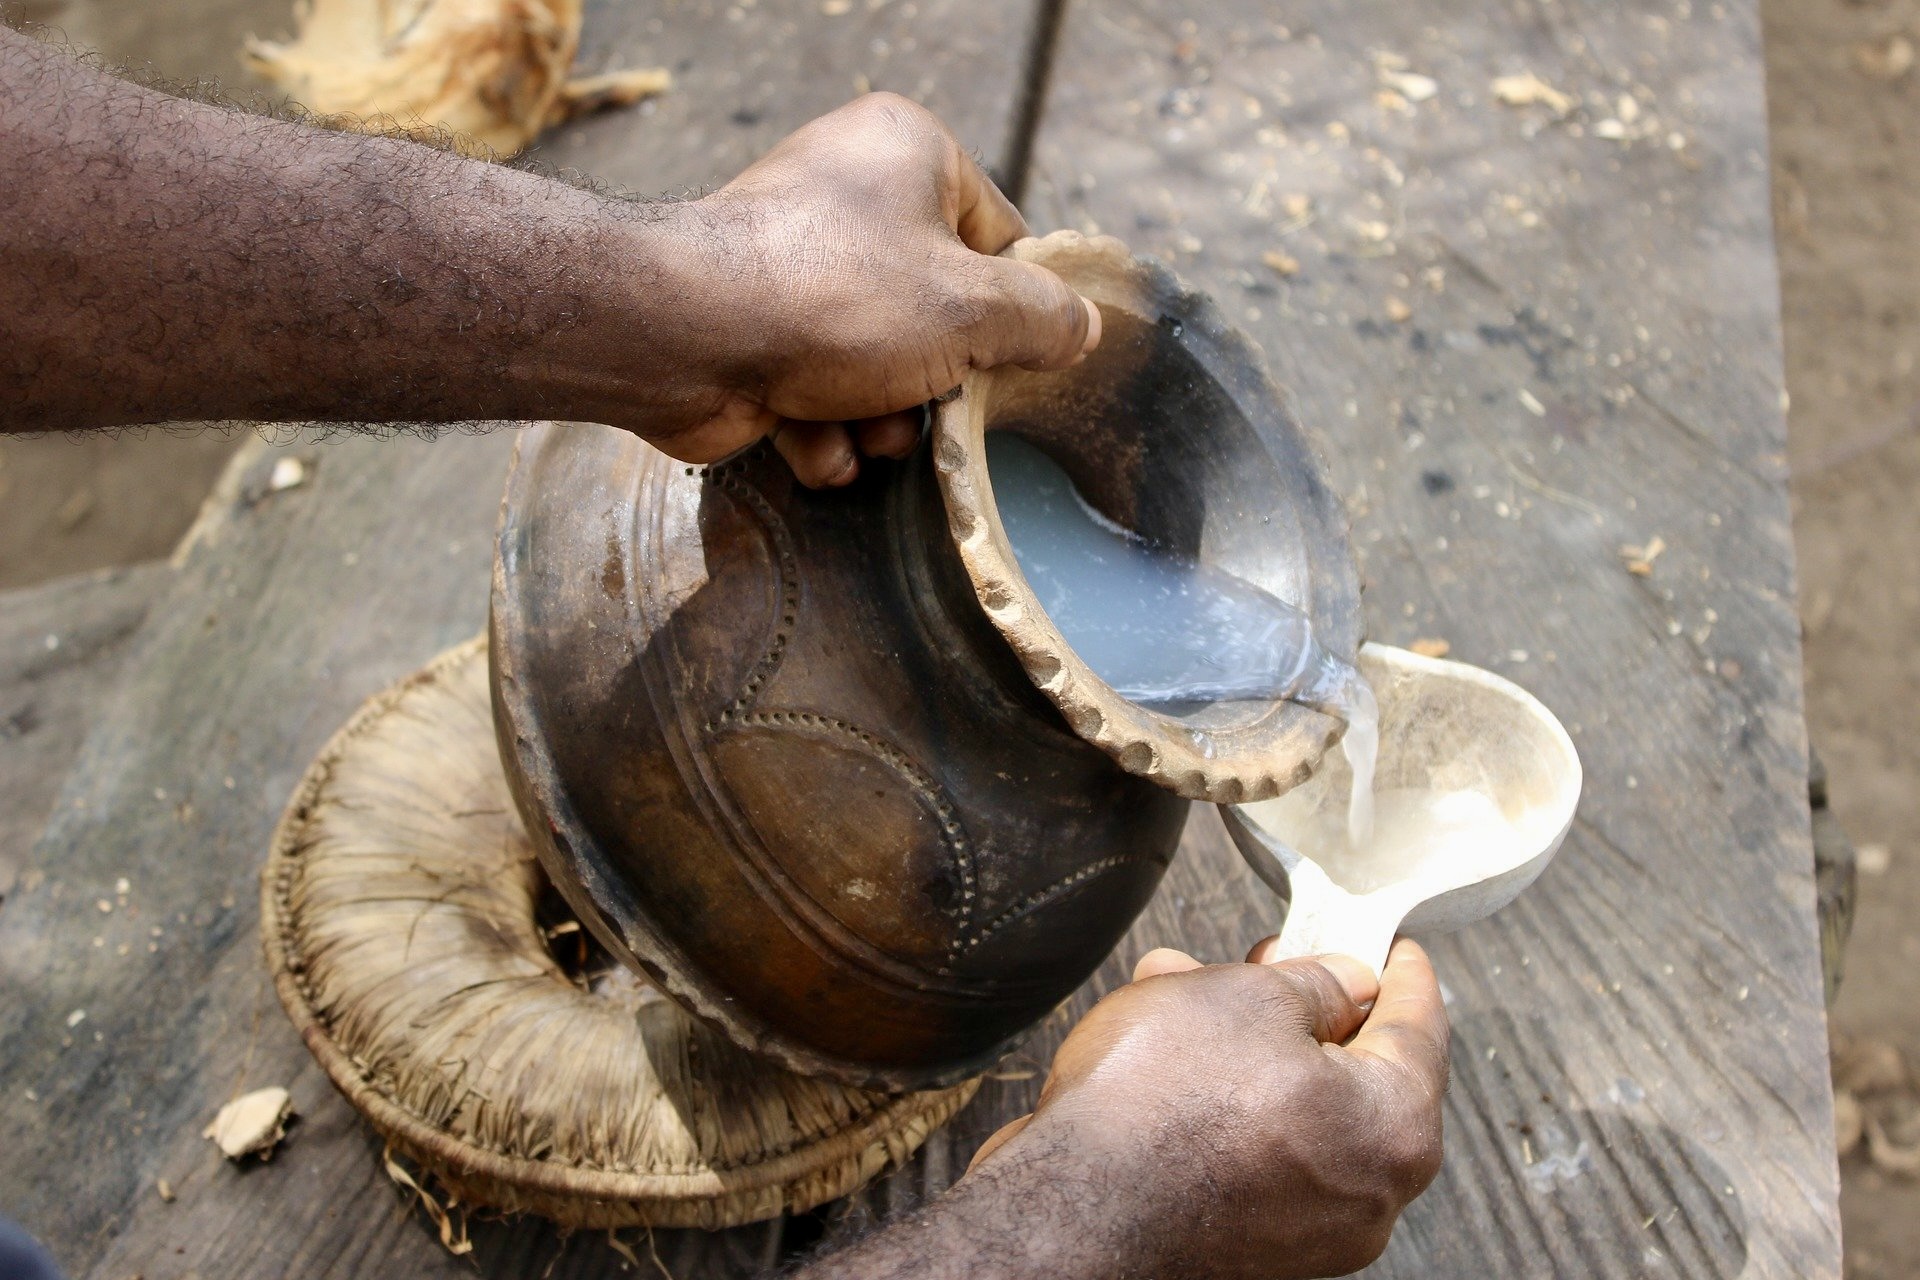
0;0;1840;1276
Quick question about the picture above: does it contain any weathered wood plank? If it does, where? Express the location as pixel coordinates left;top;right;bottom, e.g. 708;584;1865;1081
0;564;172;899
0;2;1050;1276
1009;0;1838;1275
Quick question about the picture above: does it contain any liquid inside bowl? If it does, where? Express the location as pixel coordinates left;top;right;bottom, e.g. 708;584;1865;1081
987;430;1379;840
1231;645;1581;901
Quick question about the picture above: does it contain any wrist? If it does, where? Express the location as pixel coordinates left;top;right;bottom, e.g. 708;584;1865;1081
805;1112;1173;1280
511;195;750;440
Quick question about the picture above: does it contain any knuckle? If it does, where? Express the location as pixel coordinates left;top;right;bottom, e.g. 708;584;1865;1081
1259;960;1343;1016
1333;1222;1397;1274
1385;1120;1445;1189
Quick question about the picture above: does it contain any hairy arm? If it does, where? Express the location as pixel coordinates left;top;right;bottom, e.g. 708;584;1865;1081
0;27;1096;484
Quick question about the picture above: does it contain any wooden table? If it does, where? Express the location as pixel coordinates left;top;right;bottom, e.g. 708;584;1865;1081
0;0;1840;1275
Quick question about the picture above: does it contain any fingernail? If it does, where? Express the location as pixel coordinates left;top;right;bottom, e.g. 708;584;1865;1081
1314;954;1381;1005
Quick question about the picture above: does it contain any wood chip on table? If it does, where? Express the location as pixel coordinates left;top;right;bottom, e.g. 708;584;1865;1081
1261;249;1301;276
1855;34;1915;81
1491;71;1575;116
1620;534;1667;576
56;489;95;532
1866;1111;1920;1176
268;457;307;493
1858;842;1891;875
1372;51;1437;105
1836;1089;1864;1157
203;1087;295;1161
1833;1035;1908;1097
1385;296;1412;323
1409;637;1451;658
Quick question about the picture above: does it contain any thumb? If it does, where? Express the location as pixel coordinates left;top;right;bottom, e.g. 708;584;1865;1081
964;257;1101;372
1258;955;1378;1046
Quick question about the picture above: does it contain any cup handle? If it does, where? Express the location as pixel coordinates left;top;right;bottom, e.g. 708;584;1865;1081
1265;879;1404;979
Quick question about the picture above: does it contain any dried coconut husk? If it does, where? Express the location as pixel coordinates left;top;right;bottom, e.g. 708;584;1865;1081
245;0;670;158
262;638;977;1229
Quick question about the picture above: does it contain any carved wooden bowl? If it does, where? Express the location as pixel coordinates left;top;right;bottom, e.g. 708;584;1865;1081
490;231;1360;1090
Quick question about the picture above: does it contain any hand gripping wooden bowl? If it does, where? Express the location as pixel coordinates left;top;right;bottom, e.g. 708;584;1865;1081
489;231;1363;1090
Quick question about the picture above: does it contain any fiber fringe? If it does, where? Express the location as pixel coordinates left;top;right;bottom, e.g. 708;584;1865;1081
262;638;977;1229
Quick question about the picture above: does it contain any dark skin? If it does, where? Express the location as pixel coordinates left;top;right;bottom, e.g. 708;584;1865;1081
1;25;1451;1277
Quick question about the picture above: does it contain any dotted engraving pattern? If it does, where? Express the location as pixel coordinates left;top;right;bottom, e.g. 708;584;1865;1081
698;459;1155;977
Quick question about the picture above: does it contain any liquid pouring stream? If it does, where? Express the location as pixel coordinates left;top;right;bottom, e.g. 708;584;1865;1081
987;432;1580;976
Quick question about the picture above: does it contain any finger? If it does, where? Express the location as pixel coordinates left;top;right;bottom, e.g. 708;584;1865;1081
1245;934;1283;964
965;258;1097;372
1259;956;1375;1046
950;149;1030;254
852;410;923;459
1132;947;1203;982
965;1113;1033;1174
1346;939;1451;1093
1246;940;1381;1010
772;421;860;488
651;398;779;465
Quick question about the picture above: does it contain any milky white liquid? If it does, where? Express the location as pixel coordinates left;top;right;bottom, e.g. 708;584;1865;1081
1277;787;1539;896
990;433;1383;849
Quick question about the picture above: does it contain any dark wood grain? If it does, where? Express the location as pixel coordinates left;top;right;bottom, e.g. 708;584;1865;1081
0;564;170;898
1008;0;1838;1275
0;2;1050;1275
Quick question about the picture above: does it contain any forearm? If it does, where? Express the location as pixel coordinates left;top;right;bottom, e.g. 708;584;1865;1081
794;1121;1165;1280
0;26;705;433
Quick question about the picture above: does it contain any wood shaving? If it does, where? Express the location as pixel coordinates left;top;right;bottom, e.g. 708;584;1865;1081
1620;535;1667;576
269;457;308;492
1835;1036;1909;1096
1866;1111;1920;1176
203;1086;294;1160
157;1178;176;1203
1381;70;1438;103
56;488;95;531
1409;637;1451;659
1855;34;1916;81
245;0;670;159
1261;249;1301;277
1491;72;1574;116
1836;1089;1864;1157
1385;296;1412;323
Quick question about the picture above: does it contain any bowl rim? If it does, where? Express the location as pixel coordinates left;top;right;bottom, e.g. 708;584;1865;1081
1218;641;1584;903
931;230;1363;805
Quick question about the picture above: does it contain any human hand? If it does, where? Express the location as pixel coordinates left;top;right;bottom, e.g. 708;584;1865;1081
632;93;1099;486
967;938;1450;1280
